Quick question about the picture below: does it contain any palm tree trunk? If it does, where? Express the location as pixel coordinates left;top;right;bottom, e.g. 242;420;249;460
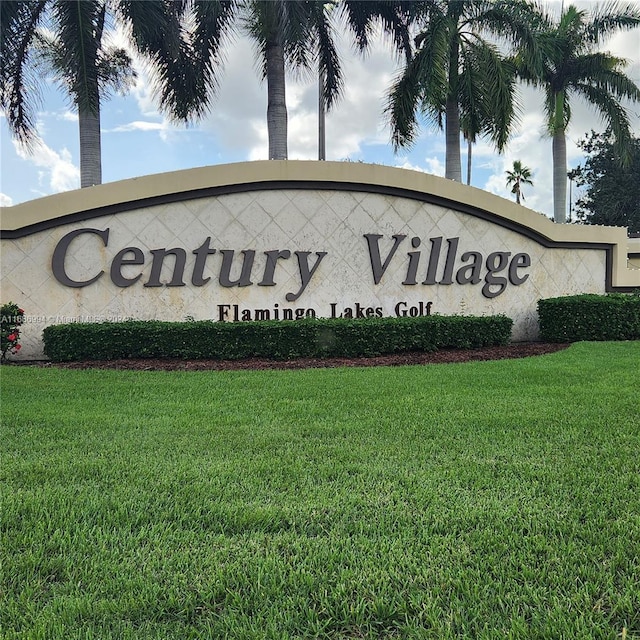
318;68;326;161
445;97;462;182
466;139;472;185
445;33;462;183
551;90;567;223
552;130;567;223
266;38;288;160
78;81;102;188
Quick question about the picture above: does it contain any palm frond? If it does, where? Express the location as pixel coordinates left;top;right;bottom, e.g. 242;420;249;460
309;3;343;111
50;0;104;117
570;53;640;102
340;0;414;61
281;1;314;72
544;84;572;135
0;0;48;146
97;47;136;100
117;0;182;60
586;1;640;45
575;81;636;166
189;0;238;110
385;7;449;150
121;0;238;123
461;39;517;152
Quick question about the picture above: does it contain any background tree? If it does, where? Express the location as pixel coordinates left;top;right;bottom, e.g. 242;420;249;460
1;1;137;187
572;130;640;233
386;0;539;182
0;0;202;188
514;2;640;223
241;0;342;160
1;1;412;181
155;1;412;161
505;159;533;204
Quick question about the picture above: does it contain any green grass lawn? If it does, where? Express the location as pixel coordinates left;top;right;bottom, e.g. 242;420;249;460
1;341;639;639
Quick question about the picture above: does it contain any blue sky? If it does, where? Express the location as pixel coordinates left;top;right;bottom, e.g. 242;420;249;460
1;0;639;220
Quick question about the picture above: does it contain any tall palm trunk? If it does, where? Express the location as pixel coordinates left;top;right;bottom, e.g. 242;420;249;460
552;130;567;222
266;37;287;160
551;91;567;222
78;80;102;187
466;139;472;185
318;68;326;161
445;97;462;181
445;35;461;182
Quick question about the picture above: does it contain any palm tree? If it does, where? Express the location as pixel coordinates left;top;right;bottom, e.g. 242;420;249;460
243;1;344;160
1;2;135;187
514;2;640;223
505;160;533;204
386;0;538;182
145;0;342;161
0;1;210;188
151;1;413;161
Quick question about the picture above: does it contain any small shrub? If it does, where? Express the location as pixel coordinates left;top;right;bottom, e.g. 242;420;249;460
1;302;25;361
538;293;640;342
43;314;513;363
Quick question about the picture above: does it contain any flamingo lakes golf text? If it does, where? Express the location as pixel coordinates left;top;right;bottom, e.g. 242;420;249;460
52;228;532;305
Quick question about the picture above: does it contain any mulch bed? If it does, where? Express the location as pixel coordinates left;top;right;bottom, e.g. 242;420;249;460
14;342;570;372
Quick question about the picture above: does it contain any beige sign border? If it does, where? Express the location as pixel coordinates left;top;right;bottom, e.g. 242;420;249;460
1;160;637;290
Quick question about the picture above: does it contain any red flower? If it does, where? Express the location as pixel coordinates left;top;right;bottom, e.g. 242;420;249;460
7;333;16;342
15;344;21;351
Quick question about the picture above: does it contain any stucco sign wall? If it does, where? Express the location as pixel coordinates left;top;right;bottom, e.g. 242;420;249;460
1;161;638;359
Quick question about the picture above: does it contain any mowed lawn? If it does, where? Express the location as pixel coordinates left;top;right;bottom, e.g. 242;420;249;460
1;341;639;640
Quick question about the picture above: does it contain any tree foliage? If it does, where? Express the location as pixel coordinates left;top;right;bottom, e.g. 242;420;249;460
151;1;413;161
505;160;533;205
0;0;191;187
513;2;640;223
572;130;640;233
386;0;535;182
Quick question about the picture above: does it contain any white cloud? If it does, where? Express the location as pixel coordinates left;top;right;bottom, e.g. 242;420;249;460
482;110;555;216
0;193;13;207
322;37;401;159
395;155;446;177
60;110;78;122
395;159;426;173
423;156;446;177
38;110;78;122
106;118;192;144
108;120;167;133
13;138;79;194
129;65;164;119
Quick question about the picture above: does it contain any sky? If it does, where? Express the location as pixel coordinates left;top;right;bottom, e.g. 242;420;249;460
1;1;639;220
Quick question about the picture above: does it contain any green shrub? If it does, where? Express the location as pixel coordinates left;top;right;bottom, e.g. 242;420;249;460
538;293;640;342
42;314;513;363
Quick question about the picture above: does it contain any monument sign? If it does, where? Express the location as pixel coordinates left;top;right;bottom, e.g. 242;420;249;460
1;161;638;359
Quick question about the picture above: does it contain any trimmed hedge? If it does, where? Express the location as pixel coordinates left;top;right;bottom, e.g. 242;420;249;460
42;314;513;362
538;293;640;342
